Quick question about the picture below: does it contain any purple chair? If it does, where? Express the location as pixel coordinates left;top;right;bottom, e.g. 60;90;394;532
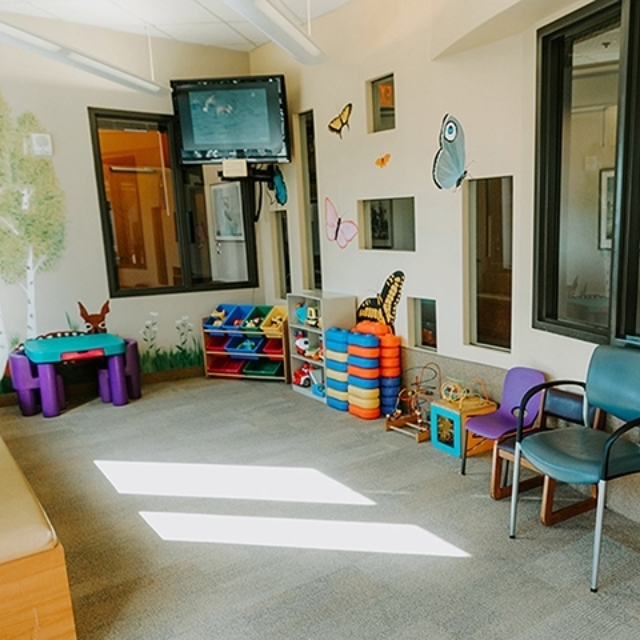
8;350;66;417
97;338;141;403
460;367;546;475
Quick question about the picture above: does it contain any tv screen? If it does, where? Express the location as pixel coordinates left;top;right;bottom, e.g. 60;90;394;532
171;75;291;164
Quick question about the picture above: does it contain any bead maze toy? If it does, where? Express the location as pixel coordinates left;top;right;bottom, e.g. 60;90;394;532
385;362;442;443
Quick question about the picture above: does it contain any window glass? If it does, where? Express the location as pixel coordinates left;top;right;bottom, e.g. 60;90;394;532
557;24;619;329
273;209;291;298
360;197;415;251
534;3;621;341
89;109;257;296
299;111;322;289
468;177;512;350
371;74;395;132
412;298;437;350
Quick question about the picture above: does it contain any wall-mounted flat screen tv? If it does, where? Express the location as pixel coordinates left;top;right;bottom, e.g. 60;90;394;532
171;75;291;164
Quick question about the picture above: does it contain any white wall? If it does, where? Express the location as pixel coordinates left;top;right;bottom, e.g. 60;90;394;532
250;0;600;382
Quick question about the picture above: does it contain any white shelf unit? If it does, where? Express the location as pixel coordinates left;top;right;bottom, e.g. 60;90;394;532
287;291;356;401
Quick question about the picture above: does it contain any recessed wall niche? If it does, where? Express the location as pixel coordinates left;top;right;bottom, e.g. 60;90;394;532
410;297;438;350
359;197;415;251
368;74;395;133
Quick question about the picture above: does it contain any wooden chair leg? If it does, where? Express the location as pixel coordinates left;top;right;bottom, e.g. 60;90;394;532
540;476;598;526
491;444;544;500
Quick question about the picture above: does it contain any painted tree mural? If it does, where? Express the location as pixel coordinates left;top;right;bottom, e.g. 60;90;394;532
0;92;66;378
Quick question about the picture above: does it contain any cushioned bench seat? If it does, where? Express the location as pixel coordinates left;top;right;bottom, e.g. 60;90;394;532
0;436;76;638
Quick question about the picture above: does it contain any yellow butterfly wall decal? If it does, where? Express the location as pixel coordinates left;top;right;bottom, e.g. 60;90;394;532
356;270;405;332
375;153;391;168
328;103;352;138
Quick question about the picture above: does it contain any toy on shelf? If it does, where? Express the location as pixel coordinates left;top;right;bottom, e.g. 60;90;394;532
244;316;264;329
294;330;309;355
305;338;324;361
295;303;307;325
385;362;442;443
306;306;321;328
209;309;226;327
293;362;313;387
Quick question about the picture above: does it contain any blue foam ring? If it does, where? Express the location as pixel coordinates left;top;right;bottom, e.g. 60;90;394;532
326;378;349;392
327;396;349;411
325;341;349;354
347;354;380;369
347;331;380;348
325;359;348;372
347;374;380;390
380;388;401;400
380;376;402;388
325;327;349;345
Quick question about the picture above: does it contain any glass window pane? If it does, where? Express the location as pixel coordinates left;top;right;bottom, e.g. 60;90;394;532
468;177;512;350
371;75;395;132
557;23;619;329
360;197;415;251
97;118;180;290
412;298;437;349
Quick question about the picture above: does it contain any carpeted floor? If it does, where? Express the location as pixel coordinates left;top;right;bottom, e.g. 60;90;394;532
1;377;640;639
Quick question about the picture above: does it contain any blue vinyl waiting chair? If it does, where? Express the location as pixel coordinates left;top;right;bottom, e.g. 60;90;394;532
509;345;640;592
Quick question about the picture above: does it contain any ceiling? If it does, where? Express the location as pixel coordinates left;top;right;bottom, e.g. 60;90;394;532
0;0;353;52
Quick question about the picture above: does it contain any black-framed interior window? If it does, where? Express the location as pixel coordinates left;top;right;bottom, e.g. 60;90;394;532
88;108;258;297
534;0;640;346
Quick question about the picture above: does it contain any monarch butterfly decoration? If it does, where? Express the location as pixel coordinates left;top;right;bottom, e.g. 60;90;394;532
325;197;358;249
356;270;405;332
267;166;287;205
375;153;391;168
328;103;353;138
432;113;467;190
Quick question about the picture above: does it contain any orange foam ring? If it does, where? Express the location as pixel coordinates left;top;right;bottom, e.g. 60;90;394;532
380;357;401;368
354;321;391;336
348;404;381;420
380;334;402;347
347;345;381;358
380;366;401;378
347;365;380;379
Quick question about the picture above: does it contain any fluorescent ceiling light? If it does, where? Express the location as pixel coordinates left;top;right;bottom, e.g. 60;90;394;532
0;19;167;95
140;512;471;557
223;0;327;65
94;460;375;505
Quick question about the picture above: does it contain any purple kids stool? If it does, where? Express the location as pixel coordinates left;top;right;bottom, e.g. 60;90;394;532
97;338;141;403
8;350;66;417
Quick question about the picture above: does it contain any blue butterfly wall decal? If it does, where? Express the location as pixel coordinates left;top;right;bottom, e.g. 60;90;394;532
432;113;467;190
269;166;287;205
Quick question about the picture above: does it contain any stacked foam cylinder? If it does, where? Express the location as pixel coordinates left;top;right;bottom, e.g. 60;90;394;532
347;331;381;420
325;328;349;411
379;334;402;416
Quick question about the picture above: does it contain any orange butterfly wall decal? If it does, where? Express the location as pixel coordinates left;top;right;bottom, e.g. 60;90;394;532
325;197;358;249
375;153;391;168
328;103;352;138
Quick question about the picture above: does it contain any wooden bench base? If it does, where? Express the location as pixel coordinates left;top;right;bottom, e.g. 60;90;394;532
0;542;76;639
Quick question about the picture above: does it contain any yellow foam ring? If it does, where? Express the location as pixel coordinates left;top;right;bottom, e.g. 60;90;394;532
326;369;348;382
325;349;348;362
327;387;349;402
347;385;380;399
348;396;381;410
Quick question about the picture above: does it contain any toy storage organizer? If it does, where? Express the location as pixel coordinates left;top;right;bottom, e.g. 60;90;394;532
202;304;289;381
286;291;356;402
